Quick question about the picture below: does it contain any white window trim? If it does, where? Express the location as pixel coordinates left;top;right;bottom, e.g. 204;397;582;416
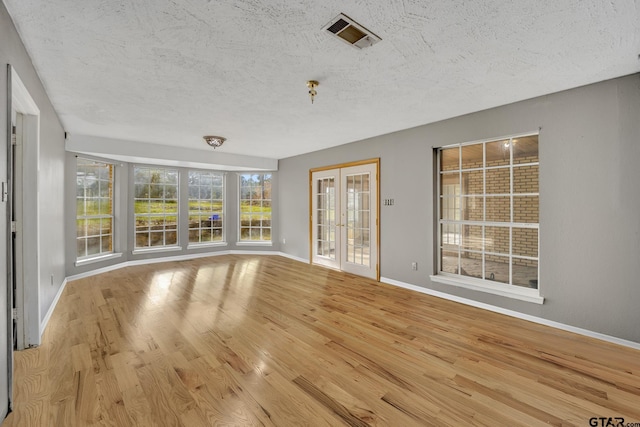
133;166;180;249
435;132;541;302
132;245;182;255
238;173;273;243
187;170;226;245
75;252;123;267
187;242;228;250
76;157;115;260
236;241;273;247
430;274;544;304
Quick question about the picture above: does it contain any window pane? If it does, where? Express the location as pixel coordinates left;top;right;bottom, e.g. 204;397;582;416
77;219;86;238
440;196;459;221
440;173;459;196
86;237;101;256
136;233;149;247
485;197;510;222
441;223;460;250
462;170;483;195
134;184;149;199
484;254;509;284
100;218;112;236
486;168;510;194
136;216;149;232
514;165;539;194
461;196;483;221
460;253;482;279
149;232;164;246
514;196;539;223
441;250;458;274
98;198;111;215
512;258;538;288
461;225;483;251
101;236;112;253
461;144;482;169
513;135;539;164
485;226;509;255
76;238;86;258
440;147;459;171
513;228;538;257
486;140;511;167
165;231;177;246
164;201;178;213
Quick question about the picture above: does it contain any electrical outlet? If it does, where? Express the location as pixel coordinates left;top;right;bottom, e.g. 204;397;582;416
282;237;286;244
411;262;418;271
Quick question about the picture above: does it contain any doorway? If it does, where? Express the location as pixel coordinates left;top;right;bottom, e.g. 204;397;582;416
310;159;379;280
3;66;42;419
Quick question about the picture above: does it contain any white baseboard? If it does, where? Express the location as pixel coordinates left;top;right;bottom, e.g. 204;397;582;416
380;276;640;351
40;278;68;337
277;252;309;264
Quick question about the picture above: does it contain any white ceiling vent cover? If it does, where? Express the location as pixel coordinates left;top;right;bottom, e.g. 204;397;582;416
322;13;381;49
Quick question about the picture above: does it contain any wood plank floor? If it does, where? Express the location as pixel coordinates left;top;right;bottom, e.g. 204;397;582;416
3;255;640;426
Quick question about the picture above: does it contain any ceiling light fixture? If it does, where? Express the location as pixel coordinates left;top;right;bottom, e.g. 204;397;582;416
307;80;319;104
203;135;226;149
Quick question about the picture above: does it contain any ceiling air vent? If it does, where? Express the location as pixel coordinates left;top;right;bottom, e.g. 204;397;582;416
322;13;381;49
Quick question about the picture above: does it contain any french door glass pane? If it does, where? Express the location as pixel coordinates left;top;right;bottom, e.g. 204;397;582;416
345;173;370;267
316;177;336;260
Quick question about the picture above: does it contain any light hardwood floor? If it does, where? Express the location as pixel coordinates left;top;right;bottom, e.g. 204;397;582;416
3;255;640;426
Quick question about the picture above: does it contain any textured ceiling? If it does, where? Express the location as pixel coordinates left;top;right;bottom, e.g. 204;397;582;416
4;0;640;160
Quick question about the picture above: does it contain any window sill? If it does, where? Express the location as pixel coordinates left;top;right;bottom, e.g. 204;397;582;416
132;246;182;255
75;252;123;267
429;274;544;304
236;241;273;247
187;242;228;250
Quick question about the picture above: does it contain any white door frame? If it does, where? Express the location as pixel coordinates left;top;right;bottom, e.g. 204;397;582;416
9;66;41;350
309;158;379;280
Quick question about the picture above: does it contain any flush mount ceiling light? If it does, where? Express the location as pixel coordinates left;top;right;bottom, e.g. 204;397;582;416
203;135;226;149
307;80;319;104
322;13;381;49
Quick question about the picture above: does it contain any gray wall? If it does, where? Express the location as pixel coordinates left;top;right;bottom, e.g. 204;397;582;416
65;157;280;277
1;2;66;340
279;73;640;344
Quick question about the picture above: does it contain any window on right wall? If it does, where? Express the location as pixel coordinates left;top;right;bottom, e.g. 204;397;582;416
436;134;540;301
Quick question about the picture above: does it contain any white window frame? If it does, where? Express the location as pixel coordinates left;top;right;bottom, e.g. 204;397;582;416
187;170;226;247
76;157;115;261
132;166;180;251
238;173;272;245
431;132;543;304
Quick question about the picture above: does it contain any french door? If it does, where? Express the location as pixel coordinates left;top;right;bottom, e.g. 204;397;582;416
310;160;378;280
